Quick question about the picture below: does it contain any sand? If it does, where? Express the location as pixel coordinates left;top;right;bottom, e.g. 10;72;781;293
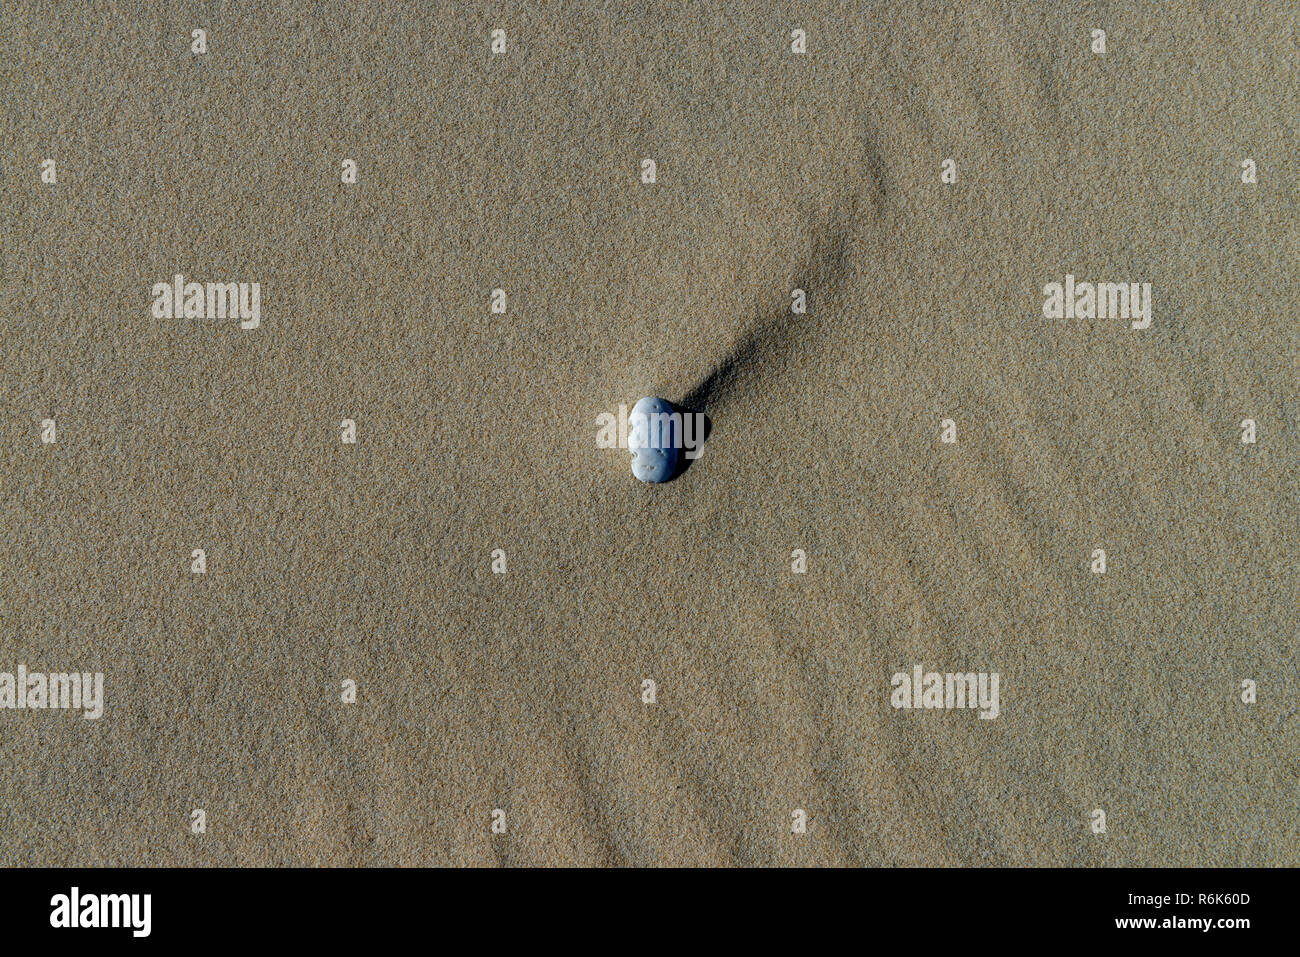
1;0;1296;866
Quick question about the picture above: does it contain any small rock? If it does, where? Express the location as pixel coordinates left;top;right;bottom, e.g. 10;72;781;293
628;396;680;483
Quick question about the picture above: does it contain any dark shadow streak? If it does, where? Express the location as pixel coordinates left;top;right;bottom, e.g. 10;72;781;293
680;188;864;418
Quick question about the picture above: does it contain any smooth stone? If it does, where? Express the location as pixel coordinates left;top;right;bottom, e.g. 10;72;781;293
628;396;680;483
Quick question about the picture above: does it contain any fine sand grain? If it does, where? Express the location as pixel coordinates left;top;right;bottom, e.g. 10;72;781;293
1;1;1297;865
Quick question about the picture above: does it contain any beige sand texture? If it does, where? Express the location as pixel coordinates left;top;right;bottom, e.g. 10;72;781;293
1;0;1297;866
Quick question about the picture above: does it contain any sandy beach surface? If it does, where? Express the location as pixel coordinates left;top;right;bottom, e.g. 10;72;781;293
2;1;1297;865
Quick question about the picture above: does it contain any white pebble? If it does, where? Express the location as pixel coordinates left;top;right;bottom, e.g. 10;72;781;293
628;396;680;483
